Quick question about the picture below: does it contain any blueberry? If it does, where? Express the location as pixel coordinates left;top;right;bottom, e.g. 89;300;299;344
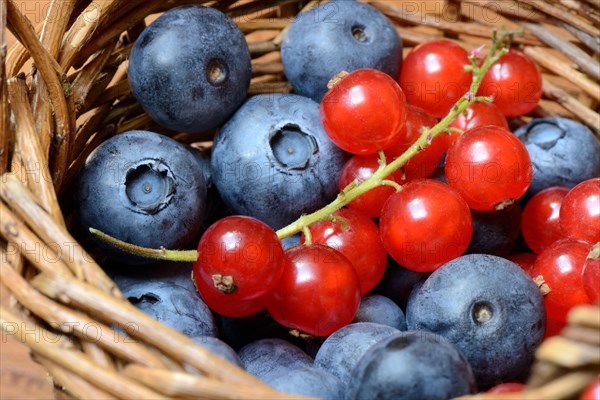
406;254;545;388
267;367;344;399
105;260;196;293
192;336;243;368
282;0;402;102
129;5;251;133
353;294;407;331
211;94;349;229
467;204;522;257
123;281;217;338
514;117;600;197
345;331;477;400
313;322;399;384
77;131;206;263
238;338;313;382
373;259;427;311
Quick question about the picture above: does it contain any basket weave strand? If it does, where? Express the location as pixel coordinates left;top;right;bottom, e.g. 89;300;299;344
1;0;599;398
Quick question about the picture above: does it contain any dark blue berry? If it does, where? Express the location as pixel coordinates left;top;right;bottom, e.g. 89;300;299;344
345;331;477;400
192;336;243;368
123;281;217;338
106;260;196;293
267;367;344;399
514;117;600;197
353;294;407;331
129;5;251;132
313;322;398;384
282;0;402;102
211;94;348;229
238;338;313;382
406;254;545;389
77;131;206;263
466;204;522;257
374;259;428;311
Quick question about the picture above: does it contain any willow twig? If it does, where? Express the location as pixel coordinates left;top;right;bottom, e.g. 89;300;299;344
36;356;116;400
7;77;64;224
0;174;121;296
521;21;600;81
6;0;73;188
0;0;9;175
123;364;305;400
524;47;600;101
542;79;600;136
0;306;169;400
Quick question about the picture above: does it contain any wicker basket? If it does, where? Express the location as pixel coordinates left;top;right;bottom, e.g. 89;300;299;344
1;0;598;398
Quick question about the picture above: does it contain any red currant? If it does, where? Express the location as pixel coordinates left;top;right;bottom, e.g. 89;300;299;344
321;69;408;155
486;383;526;394
338;154;402;218
581;377;600;400
193;216;285;302
380;179;472;272
400;40;472;118
559;178;600;245
446;102;508;148
302;208;387;294
266;244;361;336
384;105;444;181
522;187;569;254
530;239;591;322
583;244;599;303
478;50;542;117
445;125;533;211
507;253;537;275
194;276;266;317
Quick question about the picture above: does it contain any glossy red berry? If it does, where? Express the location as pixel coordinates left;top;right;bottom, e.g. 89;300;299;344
194;277;265;317
486;383;526;394
400;40;472;118
445;125;533;211
581;377;600;400
583;244;599;303
522;187;569;254
303;208;388;294
338;154;402;218
321;69;408;155
478;50;542;117
531;239;591;322
193;216;285;302
559;178;600;244
507;253;537;275
266;244;361;337
384;105;444;181
446;102;508;148
380;179;472;272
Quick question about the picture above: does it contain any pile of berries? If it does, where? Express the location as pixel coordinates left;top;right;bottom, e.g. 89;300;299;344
75;2;600;399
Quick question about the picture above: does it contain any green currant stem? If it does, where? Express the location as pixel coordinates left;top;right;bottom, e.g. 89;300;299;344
89;228;198;262
276;31;511;240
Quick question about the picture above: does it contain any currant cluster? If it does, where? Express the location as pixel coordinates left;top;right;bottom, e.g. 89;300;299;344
77;2;600;399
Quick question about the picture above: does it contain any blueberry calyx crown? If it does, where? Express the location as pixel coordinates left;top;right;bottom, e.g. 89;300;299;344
520;120;566;150
269;124;319;170
123;159;176;215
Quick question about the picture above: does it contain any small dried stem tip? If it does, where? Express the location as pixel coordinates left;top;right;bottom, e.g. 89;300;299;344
327;71;350;89
534;275;551;296
212;274;237;294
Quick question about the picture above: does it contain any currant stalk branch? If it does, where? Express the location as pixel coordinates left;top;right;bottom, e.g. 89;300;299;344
276;30;513;240
89;228;198;262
